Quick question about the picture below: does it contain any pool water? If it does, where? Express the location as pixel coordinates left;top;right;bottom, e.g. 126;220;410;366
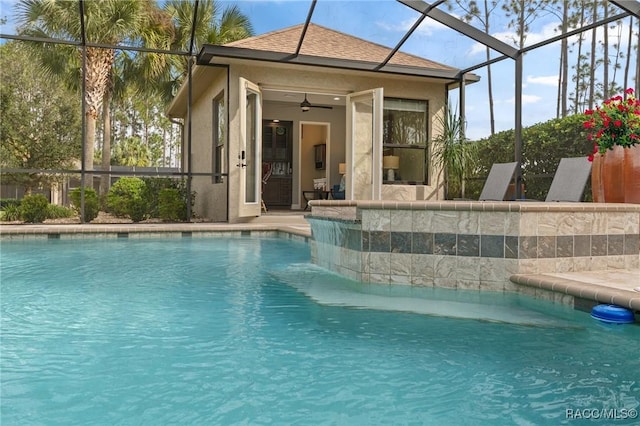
1;237;639;425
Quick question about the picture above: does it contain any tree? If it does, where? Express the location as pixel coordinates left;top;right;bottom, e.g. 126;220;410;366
452;0;500;135
0;41;81;193
16;0;173;193
156;0;253;103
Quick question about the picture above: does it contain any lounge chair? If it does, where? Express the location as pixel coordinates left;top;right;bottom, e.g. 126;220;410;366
478;162;518;201
545;156;591;202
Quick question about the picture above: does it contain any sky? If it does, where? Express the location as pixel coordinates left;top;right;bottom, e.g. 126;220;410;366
2;0;637;140
218;0;638;140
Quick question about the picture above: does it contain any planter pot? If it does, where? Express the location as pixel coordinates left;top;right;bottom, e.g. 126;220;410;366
592;144;640;204
624;145;640;204
591;153;605;202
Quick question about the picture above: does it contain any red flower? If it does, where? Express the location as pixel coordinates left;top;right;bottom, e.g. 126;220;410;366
585;109;594;115
583;121;593;129
614;120;623;127
625;88;634;95
588;153;594;162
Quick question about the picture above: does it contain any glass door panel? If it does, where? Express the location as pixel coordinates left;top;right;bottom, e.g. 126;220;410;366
238;78;261;217
346;88;383;200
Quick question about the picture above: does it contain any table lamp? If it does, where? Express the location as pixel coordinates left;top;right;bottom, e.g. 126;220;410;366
383;155;399;181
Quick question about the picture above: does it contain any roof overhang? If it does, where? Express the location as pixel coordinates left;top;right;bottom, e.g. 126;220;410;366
166;64;226;118
197;44;480;83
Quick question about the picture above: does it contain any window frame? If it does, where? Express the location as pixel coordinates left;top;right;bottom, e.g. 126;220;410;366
212;92;225;184
382;97;429;185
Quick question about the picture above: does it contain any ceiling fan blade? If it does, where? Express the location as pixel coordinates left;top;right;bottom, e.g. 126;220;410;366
300;94;333;110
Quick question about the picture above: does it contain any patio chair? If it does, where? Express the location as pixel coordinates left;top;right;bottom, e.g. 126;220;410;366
545;156;591;202
331;184;345;200
261;162;272;213
478;162;518;201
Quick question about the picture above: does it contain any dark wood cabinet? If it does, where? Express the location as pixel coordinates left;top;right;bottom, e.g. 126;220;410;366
262;121;292;207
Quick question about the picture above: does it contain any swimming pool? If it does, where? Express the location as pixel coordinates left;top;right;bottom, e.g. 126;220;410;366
2;237;639;425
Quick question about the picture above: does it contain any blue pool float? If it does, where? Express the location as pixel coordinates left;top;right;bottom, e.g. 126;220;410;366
591;304;635;324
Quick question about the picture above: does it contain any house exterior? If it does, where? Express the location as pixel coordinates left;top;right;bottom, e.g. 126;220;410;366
167;23;478;223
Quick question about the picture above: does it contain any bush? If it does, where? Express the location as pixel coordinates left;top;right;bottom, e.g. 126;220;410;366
0;198;20;209
20;194;49;223
469;114;592;200
1;204;21;221
70;187;100;222
142;178;176;218
47;204;75;219
106;177;148;222
158;188;187;222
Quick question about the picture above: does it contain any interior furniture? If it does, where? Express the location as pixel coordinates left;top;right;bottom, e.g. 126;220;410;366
303;189;330;210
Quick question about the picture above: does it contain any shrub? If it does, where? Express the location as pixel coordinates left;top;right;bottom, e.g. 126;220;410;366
469;114;591;200
107;177;148;222
46;204;76;219
0;198;20;209
142;178;177;218
158;188;187;222
70;187;100;222
1;204;21;221
20;194;49;223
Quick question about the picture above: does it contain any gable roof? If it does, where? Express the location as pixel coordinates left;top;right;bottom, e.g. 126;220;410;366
223;23;454;71
198;23;477;81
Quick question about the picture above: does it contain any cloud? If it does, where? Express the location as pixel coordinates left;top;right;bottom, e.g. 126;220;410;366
377;14;457;37
504;94;543;105
526;75;558;86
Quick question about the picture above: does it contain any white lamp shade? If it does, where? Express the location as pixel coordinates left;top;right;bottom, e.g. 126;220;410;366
338;163;346;175
383;155;400;169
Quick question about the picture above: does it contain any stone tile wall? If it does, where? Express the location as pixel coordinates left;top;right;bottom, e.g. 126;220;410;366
309;200;640;292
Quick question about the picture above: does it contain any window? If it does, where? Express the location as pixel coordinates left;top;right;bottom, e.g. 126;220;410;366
382;98;429;184
212;93;225;183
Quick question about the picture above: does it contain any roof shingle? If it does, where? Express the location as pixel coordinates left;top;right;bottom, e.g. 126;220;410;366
224;23;455;71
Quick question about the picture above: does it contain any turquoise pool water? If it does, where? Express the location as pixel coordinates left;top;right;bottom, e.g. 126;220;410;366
1;237;639;425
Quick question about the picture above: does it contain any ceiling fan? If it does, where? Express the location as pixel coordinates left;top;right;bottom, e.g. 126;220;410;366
300;94;333;112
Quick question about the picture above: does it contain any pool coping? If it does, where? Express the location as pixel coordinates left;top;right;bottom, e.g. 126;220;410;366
0;222;312;239
510;271;640;311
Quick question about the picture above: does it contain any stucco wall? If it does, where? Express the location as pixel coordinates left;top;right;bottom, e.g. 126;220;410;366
184;67;228;222
183;61;448;222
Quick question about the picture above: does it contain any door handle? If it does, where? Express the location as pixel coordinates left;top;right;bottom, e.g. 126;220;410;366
237;151;246;168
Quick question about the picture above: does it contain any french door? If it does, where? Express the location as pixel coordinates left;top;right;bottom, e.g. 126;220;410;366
346;88;384;200
238;78;262;217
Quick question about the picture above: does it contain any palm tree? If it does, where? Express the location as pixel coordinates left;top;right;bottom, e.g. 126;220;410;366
16;0;172;193
156;0;254;102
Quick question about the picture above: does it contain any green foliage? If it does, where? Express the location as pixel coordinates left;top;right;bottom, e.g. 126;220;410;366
19;194;49;223
46;204;75;219
0;41;81;192
143;177;194;221
432;105;477;199
0;198;21;209
469;114;591;200
158;188;187;222
1;204;21;222
106;177;148;221
70;187;100;222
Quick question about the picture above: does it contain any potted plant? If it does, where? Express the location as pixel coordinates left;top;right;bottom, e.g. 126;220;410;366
584;88;640;203
432;104;477;200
